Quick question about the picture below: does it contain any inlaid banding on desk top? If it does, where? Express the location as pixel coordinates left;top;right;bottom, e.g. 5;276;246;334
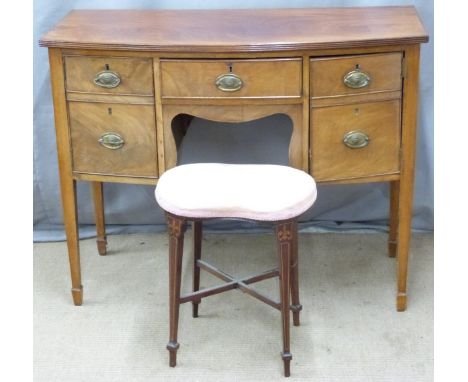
39;7;429;52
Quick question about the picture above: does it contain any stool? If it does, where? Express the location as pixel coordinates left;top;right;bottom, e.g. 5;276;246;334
155;163;317;377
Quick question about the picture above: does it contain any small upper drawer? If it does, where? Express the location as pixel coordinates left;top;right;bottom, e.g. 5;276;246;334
160;59;302;98
310;53;402;98
64;56;154;95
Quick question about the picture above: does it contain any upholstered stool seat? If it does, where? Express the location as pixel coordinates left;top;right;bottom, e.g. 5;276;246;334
155;163;317;377
156;163;317;221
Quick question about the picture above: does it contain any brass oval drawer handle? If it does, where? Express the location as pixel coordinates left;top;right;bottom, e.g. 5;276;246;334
98;132;125;150
215;73;243;92
93;70;121;88
343;131;369;149
343;69;371;89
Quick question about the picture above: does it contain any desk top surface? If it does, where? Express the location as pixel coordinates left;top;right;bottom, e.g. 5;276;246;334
40;7;428;53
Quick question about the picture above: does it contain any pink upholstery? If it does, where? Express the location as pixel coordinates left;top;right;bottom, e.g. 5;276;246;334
155;163;317;221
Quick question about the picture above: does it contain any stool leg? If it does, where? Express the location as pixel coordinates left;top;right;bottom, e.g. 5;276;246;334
166;214;186;367
276;221;293;377
290;220;302;326
192;220;202;318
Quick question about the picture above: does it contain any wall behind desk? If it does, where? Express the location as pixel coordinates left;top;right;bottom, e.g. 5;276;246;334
33;0;434;241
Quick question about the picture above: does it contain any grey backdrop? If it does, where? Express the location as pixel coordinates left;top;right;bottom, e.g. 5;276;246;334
33;0;434;241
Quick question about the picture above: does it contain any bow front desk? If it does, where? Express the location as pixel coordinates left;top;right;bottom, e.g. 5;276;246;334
40;7;428;311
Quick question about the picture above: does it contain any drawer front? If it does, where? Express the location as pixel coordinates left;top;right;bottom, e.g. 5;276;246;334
311;100;400;181
65;56;154;95
310;53;402;98
160;59;302;98
69;102;157;178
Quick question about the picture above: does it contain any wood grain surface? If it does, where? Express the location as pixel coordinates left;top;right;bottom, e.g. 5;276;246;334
65;56;154;95
310;53;402;98
41;7;428;311
160;59;302;99
39;7;428;52
68;102;158;178
311;100;401;181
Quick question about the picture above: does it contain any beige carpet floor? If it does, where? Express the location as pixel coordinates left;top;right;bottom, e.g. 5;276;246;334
34;232;433;382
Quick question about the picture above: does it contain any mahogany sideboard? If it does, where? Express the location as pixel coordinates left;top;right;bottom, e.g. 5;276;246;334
39;7;428;311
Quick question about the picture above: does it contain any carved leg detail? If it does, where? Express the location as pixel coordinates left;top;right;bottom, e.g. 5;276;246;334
192;220;202;318
281;352;292;378
289;220;301;326
396;292;407;312
276;220;294;377
166;213;186;367
91;181;107;256
71;286;83;306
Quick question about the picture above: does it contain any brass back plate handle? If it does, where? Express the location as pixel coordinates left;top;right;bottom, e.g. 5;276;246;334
343;68;371;89
98;132;125;150
94;70;121;88
343;131;369;149
215;73;243;92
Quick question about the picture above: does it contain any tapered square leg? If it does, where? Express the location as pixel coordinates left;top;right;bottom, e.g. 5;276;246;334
49;49;83;305
62;178;83;306
276;220;294;377
166;214;186;367
395;45;421;312
91;181;107;256
388;180;399;258
192;220;202;317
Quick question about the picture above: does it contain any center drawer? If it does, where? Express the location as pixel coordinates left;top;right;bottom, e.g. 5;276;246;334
68;102;158;178
160;59;302;98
